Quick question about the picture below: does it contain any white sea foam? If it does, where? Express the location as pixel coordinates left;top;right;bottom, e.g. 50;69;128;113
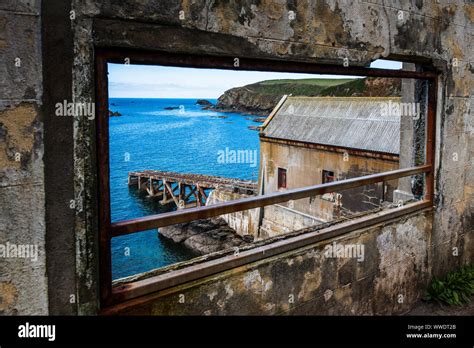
141;110;220;117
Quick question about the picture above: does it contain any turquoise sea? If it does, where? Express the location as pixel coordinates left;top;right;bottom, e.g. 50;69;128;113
109;98;261;279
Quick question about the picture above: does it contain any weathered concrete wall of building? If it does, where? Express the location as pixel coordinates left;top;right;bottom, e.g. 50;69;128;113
207;189;323;240
42;0;81;315
0;1;48;314
207;189;260;238
260;204;324;239
260;139;399;221
116;210;433;315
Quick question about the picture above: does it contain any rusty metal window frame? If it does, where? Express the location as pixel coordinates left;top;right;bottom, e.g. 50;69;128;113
95;48;439;310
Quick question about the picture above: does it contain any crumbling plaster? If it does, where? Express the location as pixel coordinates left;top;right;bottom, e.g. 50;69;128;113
0;0;47;315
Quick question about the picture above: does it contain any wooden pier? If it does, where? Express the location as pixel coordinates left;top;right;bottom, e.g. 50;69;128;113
128;170;257;209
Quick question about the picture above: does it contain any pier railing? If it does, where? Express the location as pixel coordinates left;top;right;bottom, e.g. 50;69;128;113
128;170;257;209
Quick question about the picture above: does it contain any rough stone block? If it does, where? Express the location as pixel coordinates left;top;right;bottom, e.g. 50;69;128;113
0;103;43;186
0;12;41;102
0;0;39;14
443;97;471;136
0;184;47;315
75;0;208;30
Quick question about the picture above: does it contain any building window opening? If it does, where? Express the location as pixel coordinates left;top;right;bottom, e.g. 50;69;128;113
322;170;335;184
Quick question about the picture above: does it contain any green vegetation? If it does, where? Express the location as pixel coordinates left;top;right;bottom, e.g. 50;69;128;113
243;78;358;96
424;264;474;305
258;78;355;86
320;78;367;96
214;77;401;113
238;77;400;98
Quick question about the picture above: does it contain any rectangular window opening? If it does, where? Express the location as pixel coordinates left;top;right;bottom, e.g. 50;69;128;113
278;168;287;189
322;170;335;184
95;50;438;308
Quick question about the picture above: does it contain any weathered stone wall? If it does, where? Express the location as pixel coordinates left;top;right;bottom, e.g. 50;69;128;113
116;210;433;315
0;1;48;314
207;189;323;239
260;139;399;221
260;204;324;239
2;0;472;315
208;190;323;239
207;188;260;237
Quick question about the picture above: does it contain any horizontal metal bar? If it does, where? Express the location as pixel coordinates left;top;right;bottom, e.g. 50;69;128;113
105;200;432;310
110;165;431;237
96;48;439;80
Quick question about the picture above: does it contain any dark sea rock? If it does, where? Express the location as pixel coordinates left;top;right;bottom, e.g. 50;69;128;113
109;110;122;117
196;99;213;106
196;99;214;110
158;217;250;255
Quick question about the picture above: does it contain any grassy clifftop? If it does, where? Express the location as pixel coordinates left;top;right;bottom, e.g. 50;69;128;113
210;77;401;115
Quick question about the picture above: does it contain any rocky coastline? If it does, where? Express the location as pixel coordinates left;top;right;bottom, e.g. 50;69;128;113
158;217;252;255
193;77;401;116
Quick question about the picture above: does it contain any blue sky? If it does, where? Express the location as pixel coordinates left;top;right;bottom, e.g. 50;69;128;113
108;60;402;99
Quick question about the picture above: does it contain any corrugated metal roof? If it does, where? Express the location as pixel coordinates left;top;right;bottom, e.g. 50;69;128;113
261;96;401;155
